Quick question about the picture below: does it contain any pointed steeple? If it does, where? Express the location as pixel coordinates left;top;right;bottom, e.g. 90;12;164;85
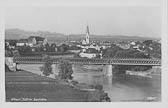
85;24;90;44
86;25;89;34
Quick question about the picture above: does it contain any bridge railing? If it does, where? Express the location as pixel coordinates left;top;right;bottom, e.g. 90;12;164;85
109;59;161;65
13;56;161;65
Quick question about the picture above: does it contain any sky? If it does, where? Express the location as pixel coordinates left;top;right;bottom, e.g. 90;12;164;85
5;6;161;38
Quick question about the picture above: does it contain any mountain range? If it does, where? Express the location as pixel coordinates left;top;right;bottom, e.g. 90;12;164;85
5;28;160;43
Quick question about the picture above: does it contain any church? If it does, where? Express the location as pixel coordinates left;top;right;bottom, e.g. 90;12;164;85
82;25;90;45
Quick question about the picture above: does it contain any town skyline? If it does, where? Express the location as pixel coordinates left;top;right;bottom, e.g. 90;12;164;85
5;28;160;42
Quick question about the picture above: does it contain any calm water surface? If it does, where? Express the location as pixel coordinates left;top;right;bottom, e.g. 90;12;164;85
18;64;161;102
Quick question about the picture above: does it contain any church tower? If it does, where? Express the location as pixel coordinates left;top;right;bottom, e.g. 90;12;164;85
85;25;90;44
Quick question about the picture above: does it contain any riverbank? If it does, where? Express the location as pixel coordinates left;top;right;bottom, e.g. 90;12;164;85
5;71;110;102
5;71;89;102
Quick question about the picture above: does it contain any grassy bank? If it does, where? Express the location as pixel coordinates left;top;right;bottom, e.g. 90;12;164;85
6;71;111;102
6;83;89;102
5;71;89;102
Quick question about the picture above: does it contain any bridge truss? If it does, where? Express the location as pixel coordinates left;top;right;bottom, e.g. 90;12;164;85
13;56;161;66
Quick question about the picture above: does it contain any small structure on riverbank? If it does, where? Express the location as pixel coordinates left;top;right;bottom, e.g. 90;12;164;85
5;57;16;72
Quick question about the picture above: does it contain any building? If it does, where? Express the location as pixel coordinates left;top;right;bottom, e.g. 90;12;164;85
16;39;28;46
16;36;48;47
28;36;48;46
82;25;90;45
79;52;96;59
86;25;90;44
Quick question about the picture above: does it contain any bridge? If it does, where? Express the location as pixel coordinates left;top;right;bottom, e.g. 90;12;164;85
12;56;161;76
13;56;161;66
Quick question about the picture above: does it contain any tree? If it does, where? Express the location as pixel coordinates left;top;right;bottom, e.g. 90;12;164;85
149;42;161;58
5;50;13;57
17;45;32;54
9;40;18;46
59;44;68;52
40;55;53;76
5;42;9;50
5;64;11;72
103;45;122;58
58;59;73;80
114;49;150;58
143;40;153;46
13;50;20;56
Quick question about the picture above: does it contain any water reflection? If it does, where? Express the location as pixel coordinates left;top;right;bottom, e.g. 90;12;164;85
73;64;161;101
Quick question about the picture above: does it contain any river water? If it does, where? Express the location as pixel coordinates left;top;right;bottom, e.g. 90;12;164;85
18;64;161;102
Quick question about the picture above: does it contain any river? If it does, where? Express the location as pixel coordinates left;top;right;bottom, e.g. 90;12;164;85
17;64;161;102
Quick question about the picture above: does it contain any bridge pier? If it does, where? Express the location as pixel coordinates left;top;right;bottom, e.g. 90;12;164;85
15;63;18;71
103;65;113;76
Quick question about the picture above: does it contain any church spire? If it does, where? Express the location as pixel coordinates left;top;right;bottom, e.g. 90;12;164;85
86;25;89;34
85;24;90;44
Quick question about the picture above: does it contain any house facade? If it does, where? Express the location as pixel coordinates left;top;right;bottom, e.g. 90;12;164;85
16;36;48;47
16;39;28;46
28;36;48;46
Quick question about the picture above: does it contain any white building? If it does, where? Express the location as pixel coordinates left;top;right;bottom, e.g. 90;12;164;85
16;39;28;46
79;52;96;59
130;41;136;45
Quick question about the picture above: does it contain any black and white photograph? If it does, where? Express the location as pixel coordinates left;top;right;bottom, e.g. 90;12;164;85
1;0;167;106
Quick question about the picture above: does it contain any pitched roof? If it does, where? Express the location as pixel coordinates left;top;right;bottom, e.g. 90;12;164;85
28;36;45;41
17;39;28;43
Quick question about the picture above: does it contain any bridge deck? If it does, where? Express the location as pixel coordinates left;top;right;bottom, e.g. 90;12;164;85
13;57;161;66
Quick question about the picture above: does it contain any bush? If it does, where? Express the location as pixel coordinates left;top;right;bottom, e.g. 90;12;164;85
5;64;11;72
94;84;103;91
87;90;101;102
101;93;111;102
40;55;53;76
58;59;73;80
5;50;13;57
71;80;79;85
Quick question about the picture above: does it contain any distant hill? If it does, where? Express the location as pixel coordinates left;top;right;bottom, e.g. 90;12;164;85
5;29;160;43
5;29;67;42
68;34;159;42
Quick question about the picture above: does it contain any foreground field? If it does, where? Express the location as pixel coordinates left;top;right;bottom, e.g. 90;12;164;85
5;71;89;102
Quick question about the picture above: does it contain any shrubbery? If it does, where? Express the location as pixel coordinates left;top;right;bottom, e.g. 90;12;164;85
103;45;150;59
113;65;152;73
94;84;103;91
58;59;73;80
40;55;53;76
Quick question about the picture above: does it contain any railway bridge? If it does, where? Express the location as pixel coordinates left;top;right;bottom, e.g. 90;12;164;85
13;56;161;76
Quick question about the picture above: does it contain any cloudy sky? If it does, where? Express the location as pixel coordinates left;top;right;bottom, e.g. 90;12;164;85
5;6;161;38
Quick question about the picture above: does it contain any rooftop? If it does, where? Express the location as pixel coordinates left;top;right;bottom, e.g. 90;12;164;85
29;36;45;41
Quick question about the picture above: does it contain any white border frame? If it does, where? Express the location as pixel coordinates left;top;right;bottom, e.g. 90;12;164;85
0;0;167;108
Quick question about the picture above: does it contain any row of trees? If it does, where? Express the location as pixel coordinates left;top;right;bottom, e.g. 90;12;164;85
16;44;81;55
133;40;161;58
103;45;152;72
103;44;150;58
